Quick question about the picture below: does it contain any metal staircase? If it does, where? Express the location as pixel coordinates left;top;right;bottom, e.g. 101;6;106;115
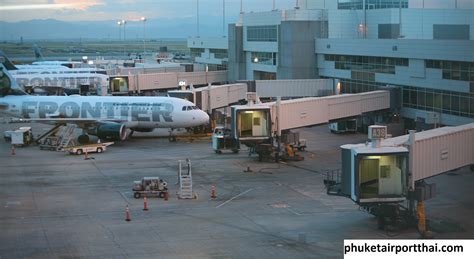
56;125;77;150
35;124;64;144
177;159;194;199
39;124;78;151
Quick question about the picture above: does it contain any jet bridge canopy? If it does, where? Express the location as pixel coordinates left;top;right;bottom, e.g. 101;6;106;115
273;90;390;131
231;105;272;142
339;123;474;205
229;90;390;146
341;144;409;204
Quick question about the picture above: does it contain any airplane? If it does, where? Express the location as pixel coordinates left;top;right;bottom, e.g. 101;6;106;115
0;62;210;143
0;51;109;95
31;44;87;69
9;67;108;76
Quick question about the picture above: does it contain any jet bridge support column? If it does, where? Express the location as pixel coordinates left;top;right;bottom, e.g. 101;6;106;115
408;130;416;218
275;97;282;162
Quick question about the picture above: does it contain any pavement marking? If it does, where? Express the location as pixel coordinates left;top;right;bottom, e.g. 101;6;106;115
271;203;289;208
119;191;131;204
285;207;303;216
4;201;21;208
216;189;253;208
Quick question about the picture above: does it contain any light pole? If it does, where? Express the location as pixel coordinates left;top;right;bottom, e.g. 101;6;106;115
117;21;122;41
222;0;225;36
121;20;126;57
141;17;147;55
122;19;127;41
197;0;200;36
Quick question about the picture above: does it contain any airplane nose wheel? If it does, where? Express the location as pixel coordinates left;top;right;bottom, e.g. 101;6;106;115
168;128;176;142
78;134;90;144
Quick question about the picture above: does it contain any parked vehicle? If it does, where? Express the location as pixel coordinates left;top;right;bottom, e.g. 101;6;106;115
133;177;169;199
64;142;114;154
329;119;357;134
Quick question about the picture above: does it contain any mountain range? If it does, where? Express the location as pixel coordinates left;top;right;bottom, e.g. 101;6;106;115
0;17;236;41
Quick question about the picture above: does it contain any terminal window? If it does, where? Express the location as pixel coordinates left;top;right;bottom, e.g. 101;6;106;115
190;48;204;59
210;49;228;59
326;54;408;74
247;26;277;42
336;79;474;119
251;52;277;66
378;24;400;39
426;60;474;82
402;86;474;118
433;24;470;40
338;0;408;10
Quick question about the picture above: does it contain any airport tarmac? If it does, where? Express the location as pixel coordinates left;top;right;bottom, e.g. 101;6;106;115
0;122;473;258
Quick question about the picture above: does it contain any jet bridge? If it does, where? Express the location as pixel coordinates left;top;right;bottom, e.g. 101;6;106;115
168;83;248;112
230;90;390;142
272;90;389;131
337;123;474;205
330;123;474;231
168;79;338;112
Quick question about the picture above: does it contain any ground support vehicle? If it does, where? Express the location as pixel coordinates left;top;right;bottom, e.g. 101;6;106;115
64;142;114;155
4;127;33;146
133;177;169;199
212;127;240;154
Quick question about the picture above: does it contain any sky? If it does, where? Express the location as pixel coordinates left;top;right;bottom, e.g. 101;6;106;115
1;0;472;22
0;0;471;40
0;0;296;22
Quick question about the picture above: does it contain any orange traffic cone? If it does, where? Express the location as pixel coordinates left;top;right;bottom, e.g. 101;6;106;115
125;205;131;222
143;196;149;211
211;185;217;199
11;145;16;156
164;191;169;201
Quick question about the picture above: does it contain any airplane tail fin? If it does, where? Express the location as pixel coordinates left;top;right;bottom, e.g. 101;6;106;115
0;60;24;97
33;44;44;61
0;63;11;96
0;50;18;70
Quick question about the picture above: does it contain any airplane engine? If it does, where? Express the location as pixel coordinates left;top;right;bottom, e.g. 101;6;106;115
96;123;127;141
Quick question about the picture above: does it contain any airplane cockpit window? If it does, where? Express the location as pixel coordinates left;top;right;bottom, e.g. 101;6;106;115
182;106;199;111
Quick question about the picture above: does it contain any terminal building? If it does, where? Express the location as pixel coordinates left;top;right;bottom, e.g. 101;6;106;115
187;0;473;128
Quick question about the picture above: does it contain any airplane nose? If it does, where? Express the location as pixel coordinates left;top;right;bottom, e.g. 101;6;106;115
201;111;210;124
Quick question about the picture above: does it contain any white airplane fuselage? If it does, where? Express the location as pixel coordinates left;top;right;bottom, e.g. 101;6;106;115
10;67;107;75
10;72;109;90
0;95;209;129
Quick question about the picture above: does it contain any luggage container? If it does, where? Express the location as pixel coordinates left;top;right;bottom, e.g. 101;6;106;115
329;119;357;134
4;127;33;146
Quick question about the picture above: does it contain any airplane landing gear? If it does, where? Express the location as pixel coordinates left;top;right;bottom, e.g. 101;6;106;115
168;128;177;142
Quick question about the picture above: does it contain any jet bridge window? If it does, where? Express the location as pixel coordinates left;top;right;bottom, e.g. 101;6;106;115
236;109;271;139
358;154;407;201
110;77;129;93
